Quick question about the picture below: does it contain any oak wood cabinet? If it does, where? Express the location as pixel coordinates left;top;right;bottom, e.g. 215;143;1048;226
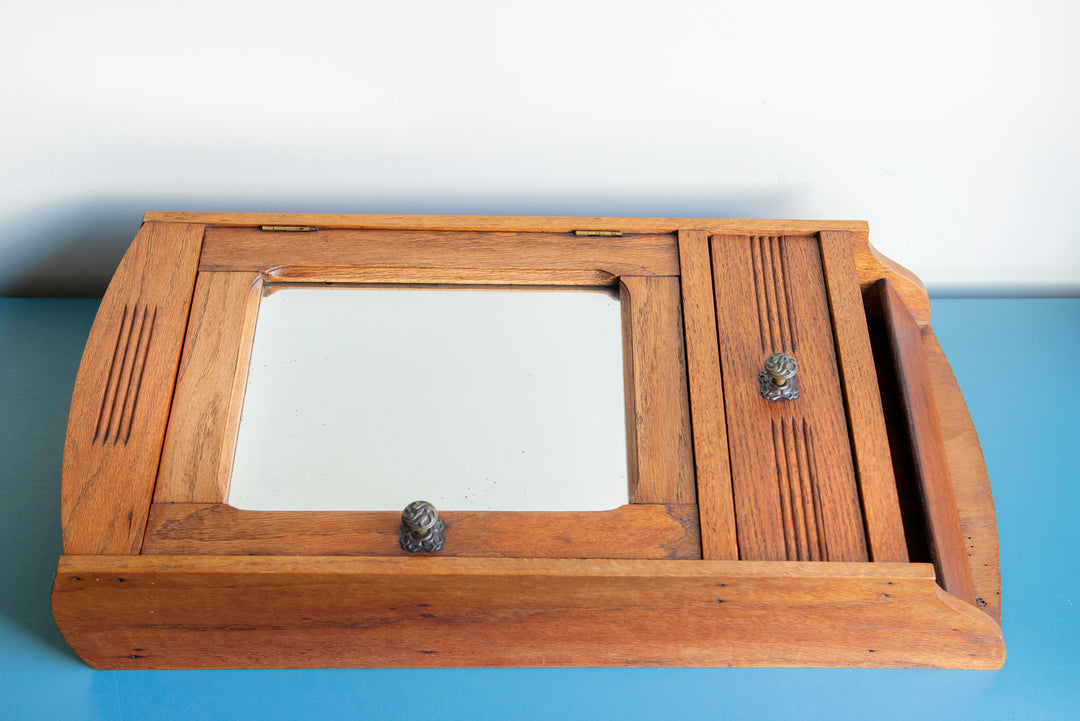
51;213;1003;669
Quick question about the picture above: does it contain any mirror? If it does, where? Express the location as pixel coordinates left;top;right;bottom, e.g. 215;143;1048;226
228;285;629;512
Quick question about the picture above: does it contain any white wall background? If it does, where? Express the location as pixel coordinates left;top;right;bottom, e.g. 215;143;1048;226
1;0;1077;296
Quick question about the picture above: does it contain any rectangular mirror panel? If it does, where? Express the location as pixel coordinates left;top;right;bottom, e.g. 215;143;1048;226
228;286;629;512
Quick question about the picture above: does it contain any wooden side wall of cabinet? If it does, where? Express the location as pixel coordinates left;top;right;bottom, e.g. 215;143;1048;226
60;222;204;555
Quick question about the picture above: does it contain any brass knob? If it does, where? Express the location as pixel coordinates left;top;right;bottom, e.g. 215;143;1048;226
400;500;445;552
759;352;800;401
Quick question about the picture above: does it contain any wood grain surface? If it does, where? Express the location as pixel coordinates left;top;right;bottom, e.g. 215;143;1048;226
52;555;1005;669
878;280;976;604
199;228;680;277
923;328;1002;622
677;230;737;559
857;241;929;324
60;221;204;554
262;266;616;287
146;212;929;322
819;231;908;562
154;272;261;504
711;235;867;561
54;215;1002;671
620;276;696;504
147;211;872;235
142;503;701;559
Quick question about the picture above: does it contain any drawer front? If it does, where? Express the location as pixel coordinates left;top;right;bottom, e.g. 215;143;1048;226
711;235;868;561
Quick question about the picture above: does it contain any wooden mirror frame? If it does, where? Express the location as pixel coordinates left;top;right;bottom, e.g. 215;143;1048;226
51;213;1004;669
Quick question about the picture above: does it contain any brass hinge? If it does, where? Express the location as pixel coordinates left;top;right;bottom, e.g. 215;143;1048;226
260;225;319;232
574;230;623;237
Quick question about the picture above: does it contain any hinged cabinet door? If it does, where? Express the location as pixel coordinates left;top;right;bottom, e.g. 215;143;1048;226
144;227;703;560
709;233;906;562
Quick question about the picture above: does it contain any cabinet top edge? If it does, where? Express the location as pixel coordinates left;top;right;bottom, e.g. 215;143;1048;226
142;212;870;235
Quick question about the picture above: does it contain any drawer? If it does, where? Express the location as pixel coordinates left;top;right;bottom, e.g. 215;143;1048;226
706;233;905;562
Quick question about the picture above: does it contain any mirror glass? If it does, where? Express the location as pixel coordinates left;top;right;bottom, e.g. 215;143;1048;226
228;286;629;512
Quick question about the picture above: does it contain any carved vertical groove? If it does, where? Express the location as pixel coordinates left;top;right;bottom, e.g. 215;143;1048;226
93;305;131;442
772;419;796;560
761;238;781;352
778;238;799;352
794;418;823;561
804;422;828;560
750;237;768;353
782;418;809;561
752;237;798;355
772;417;827;561
93;303;157;445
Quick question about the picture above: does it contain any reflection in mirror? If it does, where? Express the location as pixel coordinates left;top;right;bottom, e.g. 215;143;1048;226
228;286;629;512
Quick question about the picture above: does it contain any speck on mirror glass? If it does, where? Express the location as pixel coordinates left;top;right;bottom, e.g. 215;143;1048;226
227;286;629;512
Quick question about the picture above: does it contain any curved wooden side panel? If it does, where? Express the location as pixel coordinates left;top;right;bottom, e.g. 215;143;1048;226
922;328;1003;625
849;232;931;325
877;280;976;604
61;222;204;554
51;555;1005;669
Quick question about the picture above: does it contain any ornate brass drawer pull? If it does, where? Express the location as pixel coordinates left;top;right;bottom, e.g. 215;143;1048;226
759;352;800;401
400;500;445;552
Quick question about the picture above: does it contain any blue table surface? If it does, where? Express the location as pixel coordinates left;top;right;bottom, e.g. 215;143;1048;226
1;298;1077;721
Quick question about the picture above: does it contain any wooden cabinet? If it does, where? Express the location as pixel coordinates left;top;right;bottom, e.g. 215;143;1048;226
51;214;1003;669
